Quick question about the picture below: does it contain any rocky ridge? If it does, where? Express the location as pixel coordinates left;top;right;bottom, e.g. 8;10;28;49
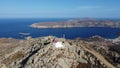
0;36;120;68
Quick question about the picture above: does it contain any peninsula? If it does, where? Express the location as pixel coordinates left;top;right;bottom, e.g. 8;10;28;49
30;18;120;28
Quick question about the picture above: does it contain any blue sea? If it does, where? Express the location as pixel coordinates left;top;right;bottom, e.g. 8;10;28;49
0;18;120;39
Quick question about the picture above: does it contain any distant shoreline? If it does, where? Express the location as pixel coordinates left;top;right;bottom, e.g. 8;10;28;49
30;18;120;28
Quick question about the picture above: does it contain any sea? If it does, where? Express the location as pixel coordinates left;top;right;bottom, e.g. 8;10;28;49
0;18;120;39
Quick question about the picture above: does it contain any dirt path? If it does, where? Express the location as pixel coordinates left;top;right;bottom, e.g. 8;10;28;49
79;44;115;68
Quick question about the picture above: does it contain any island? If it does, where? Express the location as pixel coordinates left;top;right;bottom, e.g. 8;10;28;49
19;32;30;36
30;18;120;28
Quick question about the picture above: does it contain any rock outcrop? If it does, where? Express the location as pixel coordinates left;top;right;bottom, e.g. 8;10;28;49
0;36;120;68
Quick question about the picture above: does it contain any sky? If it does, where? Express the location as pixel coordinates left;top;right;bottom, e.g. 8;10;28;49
0;0;120;18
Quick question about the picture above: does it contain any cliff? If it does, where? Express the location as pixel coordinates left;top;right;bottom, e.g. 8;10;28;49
0;36;120;68
30;18;120;28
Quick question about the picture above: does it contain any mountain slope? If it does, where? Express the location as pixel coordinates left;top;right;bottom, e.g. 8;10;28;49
0;36;120;68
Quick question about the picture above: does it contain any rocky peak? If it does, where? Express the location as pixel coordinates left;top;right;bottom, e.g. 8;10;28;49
0;36;119;68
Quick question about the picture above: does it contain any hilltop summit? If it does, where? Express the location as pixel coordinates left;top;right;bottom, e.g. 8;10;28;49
0;36;119;68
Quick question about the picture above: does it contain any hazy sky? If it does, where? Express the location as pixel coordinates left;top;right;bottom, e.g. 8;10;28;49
0;0;120;18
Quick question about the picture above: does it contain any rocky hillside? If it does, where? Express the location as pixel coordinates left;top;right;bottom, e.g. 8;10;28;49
30;18;120;28
0;36;120;68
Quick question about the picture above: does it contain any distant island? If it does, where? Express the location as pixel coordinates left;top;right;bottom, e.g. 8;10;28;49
19;32;30;36
30;18;120;28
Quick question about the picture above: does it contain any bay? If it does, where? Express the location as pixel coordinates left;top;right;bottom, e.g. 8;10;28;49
0;18;120;39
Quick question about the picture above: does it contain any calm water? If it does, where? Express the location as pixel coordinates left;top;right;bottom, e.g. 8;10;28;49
0;18;120;39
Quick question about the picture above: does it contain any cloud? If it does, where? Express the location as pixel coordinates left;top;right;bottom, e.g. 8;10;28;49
58;6;103;13
75;6;102;10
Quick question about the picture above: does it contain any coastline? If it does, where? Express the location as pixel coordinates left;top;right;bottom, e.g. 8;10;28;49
30;18;120;28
